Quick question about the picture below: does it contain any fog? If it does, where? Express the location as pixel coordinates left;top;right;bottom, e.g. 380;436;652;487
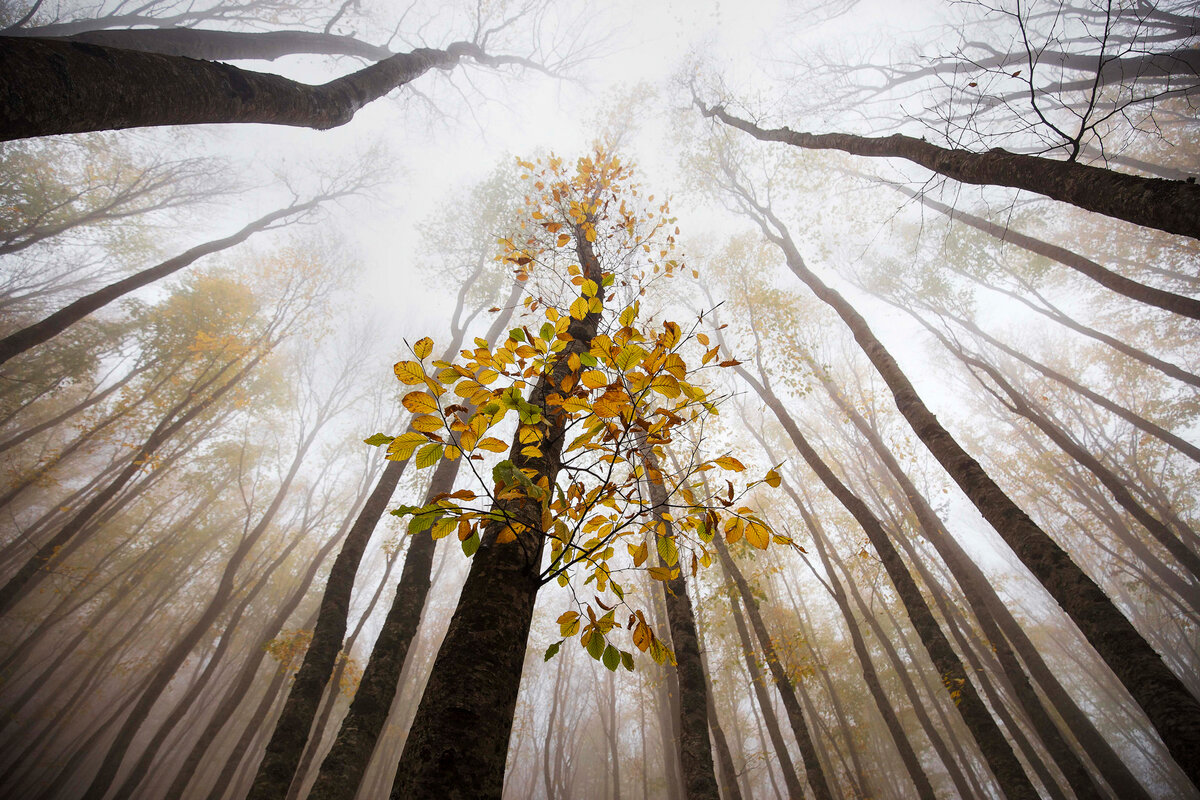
0;1;1197;799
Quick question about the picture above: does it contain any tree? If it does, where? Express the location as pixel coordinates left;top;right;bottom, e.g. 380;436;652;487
370;148;785;797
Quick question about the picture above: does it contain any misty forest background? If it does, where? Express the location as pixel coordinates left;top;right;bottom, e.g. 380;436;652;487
0;0;1198;798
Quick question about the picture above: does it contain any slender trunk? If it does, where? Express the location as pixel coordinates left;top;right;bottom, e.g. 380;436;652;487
0;198;325;365
640;441;720;800
696;607;743;800
389;227;605;799
697;96;1200;240
734;362;1038;799
0;346;267;615
733;194;1200;786
889;183;1200;319
813;371;1149;799
725;586;804;798
795;495;938;799
714;534;836;800
80;413;323;800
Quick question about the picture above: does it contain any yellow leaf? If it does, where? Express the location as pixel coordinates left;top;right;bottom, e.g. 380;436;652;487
581;370;607;389
557;233;571;247
521;445;543;458
569;297;589;320
386;432;427;460
431;517;455;540
413;337;433;359
561;397;590;413
477;368;499;385
725;517;743;544
581;279;598;297
714;455;746;472
402;391;439;415
394;361;425;385
496;525;518;544
411;415;442;433
745;519;770;550
764;468;782;488
477;437;508;453
648;566;674;582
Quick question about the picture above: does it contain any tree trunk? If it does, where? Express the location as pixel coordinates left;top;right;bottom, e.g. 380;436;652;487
734;362;1038;799
697;95;1200;241
731;191;1200;788
389;226;605;799
0;197;325;365
640;440;721;800
0;37;523;140
889;183;1200;319
714;534;836;800
814;373;1147;799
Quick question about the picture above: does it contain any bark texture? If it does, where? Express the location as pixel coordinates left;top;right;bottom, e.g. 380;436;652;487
696;96;1200;241
389;226;605;799
0;37;517;140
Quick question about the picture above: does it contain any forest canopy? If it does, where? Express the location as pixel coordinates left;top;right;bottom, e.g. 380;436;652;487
0;1;1197;799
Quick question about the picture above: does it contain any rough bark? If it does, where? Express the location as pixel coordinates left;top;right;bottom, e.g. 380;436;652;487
0;197;325;365
732;189;1200;788
0;37;531;140
389;226;605;799
696;95;1200;241
889;184;1200;320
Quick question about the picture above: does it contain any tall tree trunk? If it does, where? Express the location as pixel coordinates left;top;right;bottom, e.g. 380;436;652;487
815;374;1145;799
713;534;836;800
248;272;518;800
696;95;1200;240
0;197;326;365
640;440;720;800
790;490;938;800
80;409;327;800
389;226;605;799
732;361;1038;799
728;189;1200;787
0;346;268;615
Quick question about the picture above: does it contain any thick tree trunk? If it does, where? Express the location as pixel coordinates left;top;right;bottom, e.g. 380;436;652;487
733;193;1200;788
0;198;324;365
735;363;1038;799
696;96;1200;241
389;227;605;799
35;28;393;61
889;183;1200;319
714;535;836;800
248;274;518;800
305;456;456;800
0;37;525;140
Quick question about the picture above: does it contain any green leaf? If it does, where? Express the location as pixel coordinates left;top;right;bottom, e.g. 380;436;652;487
389;504;420;518
414;442;443;469
656;534;678;567
620;651;634;671
539;322;555;341
544;641;562;662
602;644;620;671
509;328;525;342
408;509;442;536
461;531;480;557
579;352;598;367
364;433;393;447
587;630;605;660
